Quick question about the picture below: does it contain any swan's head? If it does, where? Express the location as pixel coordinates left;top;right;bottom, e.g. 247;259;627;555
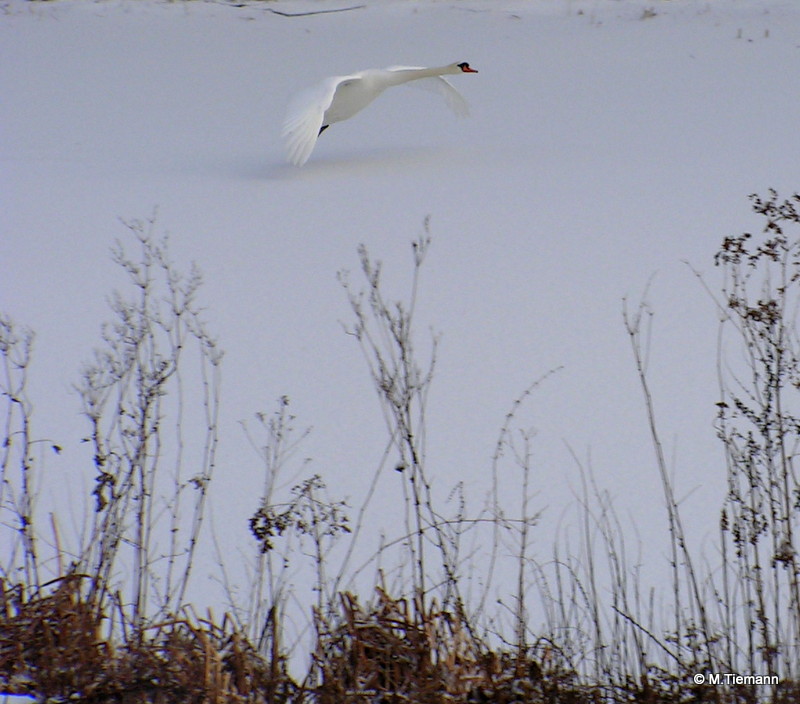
456;62;478;73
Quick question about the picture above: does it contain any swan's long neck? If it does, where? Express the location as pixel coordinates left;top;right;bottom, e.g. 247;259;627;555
385;65;456;86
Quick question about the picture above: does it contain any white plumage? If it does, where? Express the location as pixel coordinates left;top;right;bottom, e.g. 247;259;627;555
282;62;478;166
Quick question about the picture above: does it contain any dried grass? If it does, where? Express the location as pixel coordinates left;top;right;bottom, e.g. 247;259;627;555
4;201;800;703
0;575;294;703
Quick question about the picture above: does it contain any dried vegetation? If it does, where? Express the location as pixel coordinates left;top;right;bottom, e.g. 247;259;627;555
3;197;800;702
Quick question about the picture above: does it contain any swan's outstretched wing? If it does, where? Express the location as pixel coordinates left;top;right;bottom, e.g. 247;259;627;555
282;76;341;166
387;65;470;118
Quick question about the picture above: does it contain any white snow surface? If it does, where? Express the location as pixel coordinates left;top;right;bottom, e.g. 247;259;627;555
3;0;800;650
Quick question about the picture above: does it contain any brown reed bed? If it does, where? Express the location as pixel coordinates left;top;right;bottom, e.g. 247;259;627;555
3;196;800;703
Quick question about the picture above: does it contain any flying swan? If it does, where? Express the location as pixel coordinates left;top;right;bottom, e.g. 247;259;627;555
282;62;478;166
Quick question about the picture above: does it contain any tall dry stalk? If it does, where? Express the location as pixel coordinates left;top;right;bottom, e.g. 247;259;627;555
0;315;43;593
338;231;445;613
623;292;715;674
483;372;559;664
241;396;350;674
712;190;800;682
76;215;222;631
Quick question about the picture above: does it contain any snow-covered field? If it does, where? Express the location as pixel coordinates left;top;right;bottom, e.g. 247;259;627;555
3;0;800;648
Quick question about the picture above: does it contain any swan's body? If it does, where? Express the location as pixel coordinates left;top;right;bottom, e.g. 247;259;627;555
282;62;478;166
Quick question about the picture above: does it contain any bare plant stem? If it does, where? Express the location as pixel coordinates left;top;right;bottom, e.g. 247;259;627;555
0;316;40;592
624;294;714;672
76;214;222;633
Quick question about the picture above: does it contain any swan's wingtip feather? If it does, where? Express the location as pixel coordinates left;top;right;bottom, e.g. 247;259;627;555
281;78;336;166
283;127;316;166
282;109;324;166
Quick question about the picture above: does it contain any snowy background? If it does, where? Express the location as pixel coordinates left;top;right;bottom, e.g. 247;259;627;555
3;0;800;672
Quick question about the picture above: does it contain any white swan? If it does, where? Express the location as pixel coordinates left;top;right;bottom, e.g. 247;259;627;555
282;62;478;166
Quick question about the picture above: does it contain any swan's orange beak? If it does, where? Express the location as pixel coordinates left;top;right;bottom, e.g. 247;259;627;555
462;66;478;73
